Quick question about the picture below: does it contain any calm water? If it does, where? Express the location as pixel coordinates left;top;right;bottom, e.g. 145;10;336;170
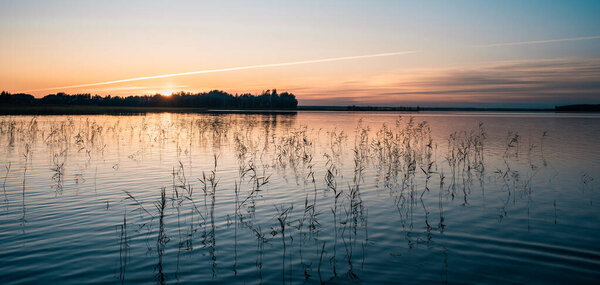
0;112;599;284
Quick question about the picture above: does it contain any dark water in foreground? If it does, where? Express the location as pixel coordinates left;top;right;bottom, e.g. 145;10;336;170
0;112;599;284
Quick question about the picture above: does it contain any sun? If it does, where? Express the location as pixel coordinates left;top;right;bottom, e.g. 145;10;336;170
161;89;175;96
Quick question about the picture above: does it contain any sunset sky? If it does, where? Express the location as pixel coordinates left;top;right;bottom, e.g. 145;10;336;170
1;0;600;107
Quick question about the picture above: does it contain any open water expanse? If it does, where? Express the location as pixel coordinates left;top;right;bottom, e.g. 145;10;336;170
0;111;599;284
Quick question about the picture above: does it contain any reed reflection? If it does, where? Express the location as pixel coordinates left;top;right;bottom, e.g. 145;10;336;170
0;112;597;284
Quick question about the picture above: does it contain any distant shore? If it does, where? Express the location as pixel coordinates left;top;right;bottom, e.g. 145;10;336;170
1;104;599;115
2;91;598;114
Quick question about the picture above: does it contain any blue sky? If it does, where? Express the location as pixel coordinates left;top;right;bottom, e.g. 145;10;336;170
1;0;599;107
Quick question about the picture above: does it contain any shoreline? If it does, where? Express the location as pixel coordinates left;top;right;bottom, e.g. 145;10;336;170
1;104;599;115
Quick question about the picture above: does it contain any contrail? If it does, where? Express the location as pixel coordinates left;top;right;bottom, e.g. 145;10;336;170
24;50;419;92
473;35;600;48
24;35;600;92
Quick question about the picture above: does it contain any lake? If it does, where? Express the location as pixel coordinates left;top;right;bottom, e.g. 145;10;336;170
0;111;599;284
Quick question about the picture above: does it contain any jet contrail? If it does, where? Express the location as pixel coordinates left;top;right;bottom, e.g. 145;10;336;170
24;50;419;92
473;35;600;48
24;35;600;92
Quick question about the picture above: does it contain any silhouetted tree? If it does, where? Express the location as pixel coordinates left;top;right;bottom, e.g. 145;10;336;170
0;90;298;109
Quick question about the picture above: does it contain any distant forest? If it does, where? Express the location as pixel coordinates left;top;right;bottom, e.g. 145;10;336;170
2;90;598;113
554;104;600;112
0;89;298;109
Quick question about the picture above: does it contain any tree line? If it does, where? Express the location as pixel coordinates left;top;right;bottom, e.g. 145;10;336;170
0;89;298;109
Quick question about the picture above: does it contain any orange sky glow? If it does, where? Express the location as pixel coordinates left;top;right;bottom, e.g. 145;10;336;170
1;1;599;107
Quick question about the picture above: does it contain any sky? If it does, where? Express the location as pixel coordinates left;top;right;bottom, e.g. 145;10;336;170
1;0;599;107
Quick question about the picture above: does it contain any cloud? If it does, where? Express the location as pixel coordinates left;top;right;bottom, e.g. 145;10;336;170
298;58;600;107
472;35;600;48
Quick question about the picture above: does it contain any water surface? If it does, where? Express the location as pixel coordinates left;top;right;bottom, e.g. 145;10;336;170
0;111;599;284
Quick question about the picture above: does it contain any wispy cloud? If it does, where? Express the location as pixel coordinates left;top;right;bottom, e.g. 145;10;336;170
298;58;600;107
473;35;600;48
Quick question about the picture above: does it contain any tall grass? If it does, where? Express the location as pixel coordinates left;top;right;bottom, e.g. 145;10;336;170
0;113;564;283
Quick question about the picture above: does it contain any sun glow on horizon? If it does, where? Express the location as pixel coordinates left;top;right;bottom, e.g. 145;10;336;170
161;89;175;96
149;89;176;96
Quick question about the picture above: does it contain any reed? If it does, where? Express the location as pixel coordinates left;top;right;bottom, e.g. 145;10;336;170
2;162;10;206
1;112;577;283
